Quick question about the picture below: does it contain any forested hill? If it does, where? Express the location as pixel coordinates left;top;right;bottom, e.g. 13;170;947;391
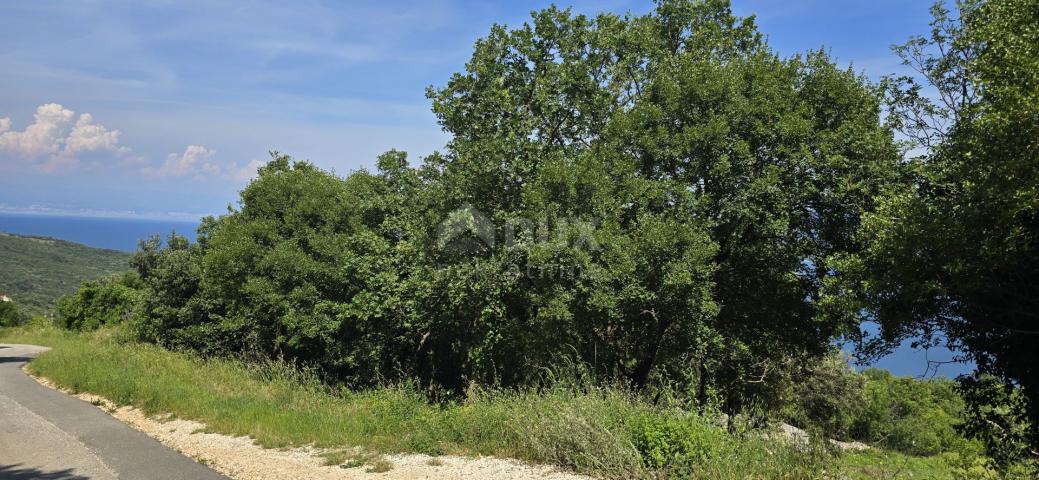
0;232;131;314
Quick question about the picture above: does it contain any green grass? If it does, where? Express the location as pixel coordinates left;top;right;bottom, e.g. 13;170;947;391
0;323;973;479
0;232;131;315
844;449;1039;480
841;449;957;480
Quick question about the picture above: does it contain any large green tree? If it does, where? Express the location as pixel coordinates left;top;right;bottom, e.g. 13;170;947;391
132;154;424;383
130;0;899;409
825;0;1039;453
426;0;898;403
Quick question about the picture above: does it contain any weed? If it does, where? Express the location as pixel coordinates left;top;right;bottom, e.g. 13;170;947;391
366;458;393;473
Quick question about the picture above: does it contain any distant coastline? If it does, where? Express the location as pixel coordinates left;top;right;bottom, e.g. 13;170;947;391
0;212;199;252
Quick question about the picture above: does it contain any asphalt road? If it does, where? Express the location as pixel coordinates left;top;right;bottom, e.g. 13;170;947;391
0;343;228;480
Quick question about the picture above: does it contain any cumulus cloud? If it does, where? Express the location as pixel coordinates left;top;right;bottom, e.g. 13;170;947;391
226;159;265;182
66;113;129;156
0;103;74;158
2;103;261;182
0;103;131;171
144;145;219;178
142;146;267;183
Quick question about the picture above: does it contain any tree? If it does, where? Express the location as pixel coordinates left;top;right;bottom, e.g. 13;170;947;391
825;0;1039;456
959;374;1037;469
427;0;899;404
133;153;423;384
129;1;900;408
131;231;212;350
56;272;141;331
0;298;23;327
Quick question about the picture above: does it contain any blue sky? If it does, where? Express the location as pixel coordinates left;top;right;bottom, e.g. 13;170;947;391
0;0;938;219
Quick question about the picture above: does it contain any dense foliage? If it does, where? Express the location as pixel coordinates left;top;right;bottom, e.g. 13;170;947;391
782;351;867;441
56;272;141;331
0;232;131;314
0;298;24;327
824;0;1039;463
959;375;1037;470
99;1;902;411
853;369;974;456
780;356;980;457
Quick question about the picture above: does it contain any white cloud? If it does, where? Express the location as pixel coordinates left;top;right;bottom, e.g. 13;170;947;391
226;159;265;182
65;113;129;156
0;103;74;158
143;147;269;183
1;104;269;183
145;145;218;178
0;103;130;171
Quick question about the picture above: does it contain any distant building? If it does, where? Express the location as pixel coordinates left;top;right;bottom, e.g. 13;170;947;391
0;295;10;302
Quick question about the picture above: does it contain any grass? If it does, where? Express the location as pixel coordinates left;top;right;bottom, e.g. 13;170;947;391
1;322;974;479
841;449;957;480
366;458;394;473
319;448;392;472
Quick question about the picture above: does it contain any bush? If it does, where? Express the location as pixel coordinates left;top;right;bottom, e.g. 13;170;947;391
782;350;866;440
2;322;835;480
957;374;1038;472
851;369;973;456
0;298;26;327
631;412;729;475
56;272;142;331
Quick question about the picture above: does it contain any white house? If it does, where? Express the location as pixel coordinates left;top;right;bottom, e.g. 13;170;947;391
0;295;10;302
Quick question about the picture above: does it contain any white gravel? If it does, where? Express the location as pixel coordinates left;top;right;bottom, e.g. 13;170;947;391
27;368;592;480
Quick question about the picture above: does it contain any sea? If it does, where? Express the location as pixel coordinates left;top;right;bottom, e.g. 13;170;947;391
0;212;975;378
0;212;198;252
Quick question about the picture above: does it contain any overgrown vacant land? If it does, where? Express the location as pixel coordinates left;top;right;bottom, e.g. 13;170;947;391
0;232;130;314
6;0;1039;478
0;323;1012;479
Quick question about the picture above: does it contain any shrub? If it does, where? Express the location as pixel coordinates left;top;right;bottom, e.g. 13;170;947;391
631;412;729;475
957;374;1038;472
56;272;142;331
852;369;972;456
0;298;26;327
1;322;834;479
782;350;867;440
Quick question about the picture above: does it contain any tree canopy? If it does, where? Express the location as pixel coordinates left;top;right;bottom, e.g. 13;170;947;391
109;0;902;413
821;0;1039;459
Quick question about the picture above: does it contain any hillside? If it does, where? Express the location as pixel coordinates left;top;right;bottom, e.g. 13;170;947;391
0;232;131;314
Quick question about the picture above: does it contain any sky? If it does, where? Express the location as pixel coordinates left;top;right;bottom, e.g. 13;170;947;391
0;0;940;219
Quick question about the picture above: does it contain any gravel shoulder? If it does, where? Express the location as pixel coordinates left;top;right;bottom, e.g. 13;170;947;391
15;344;590;480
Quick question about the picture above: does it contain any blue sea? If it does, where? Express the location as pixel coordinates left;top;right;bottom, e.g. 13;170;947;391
0;212;198;252
843;326;975;379
0;212;974;378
